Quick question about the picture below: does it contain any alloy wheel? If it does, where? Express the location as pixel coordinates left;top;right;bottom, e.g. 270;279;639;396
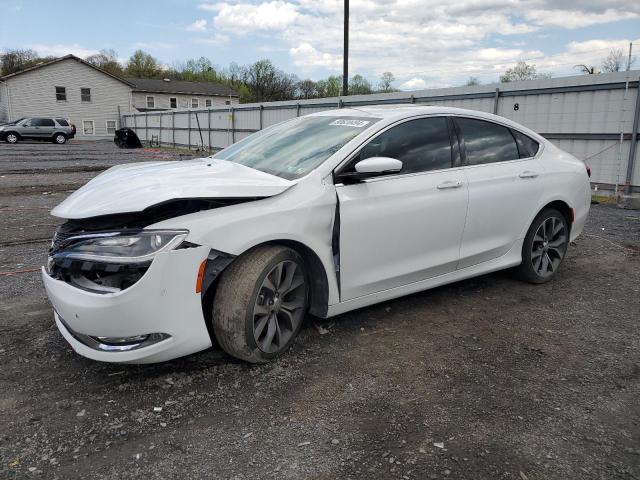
531;216;567;278
7;134;18;143
55;135;66;144
252;260;306;354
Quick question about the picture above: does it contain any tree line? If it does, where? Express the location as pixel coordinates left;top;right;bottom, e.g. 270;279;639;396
0;48;397;103
0;47;634;103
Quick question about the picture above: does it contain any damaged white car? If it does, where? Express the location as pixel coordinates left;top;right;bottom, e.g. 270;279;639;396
43;106;591;364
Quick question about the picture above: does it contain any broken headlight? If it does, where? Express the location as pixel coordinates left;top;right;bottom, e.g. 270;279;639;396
58;230;189;264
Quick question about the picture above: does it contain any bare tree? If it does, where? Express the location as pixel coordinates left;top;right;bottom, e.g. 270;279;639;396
500;61;550;83
0;49;52;76
296;79;317;99
85;49;123;76
378;71;395;92
466;76;481;86
574;64;598;75
601;49;624;73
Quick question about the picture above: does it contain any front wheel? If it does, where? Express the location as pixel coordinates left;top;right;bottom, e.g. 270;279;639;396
514;208;569;284
212;245;308;363
5;133;19;144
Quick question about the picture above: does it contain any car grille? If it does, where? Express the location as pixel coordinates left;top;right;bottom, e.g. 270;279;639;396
50;229;77;253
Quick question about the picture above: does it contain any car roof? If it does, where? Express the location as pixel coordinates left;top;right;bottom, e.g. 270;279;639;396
306;104;543;140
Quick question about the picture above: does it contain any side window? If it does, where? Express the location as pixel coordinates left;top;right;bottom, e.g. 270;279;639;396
146;96;155;109
456;117;519;165
357;117;452;174
40;118;55;127
511;129;539;158
170;97;177;109
55;86;66;101
81;88;91;102
205;99;212;107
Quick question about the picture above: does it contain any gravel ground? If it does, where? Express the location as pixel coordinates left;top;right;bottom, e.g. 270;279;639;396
0;140;639;480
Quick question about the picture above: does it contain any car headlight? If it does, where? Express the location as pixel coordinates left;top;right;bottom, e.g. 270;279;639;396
57;230;189;264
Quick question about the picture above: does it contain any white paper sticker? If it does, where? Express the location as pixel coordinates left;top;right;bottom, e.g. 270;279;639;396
329;119;370;128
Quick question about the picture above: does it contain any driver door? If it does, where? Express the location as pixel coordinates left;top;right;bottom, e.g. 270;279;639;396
335;116;469;301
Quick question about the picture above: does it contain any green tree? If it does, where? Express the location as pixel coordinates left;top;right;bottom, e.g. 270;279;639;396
125;50;161;78
348;74;373;95
316;75;342;97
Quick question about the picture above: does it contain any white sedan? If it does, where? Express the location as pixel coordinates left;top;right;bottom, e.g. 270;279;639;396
43;106;591;364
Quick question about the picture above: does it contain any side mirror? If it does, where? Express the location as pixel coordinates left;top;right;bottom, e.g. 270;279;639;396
337;157;403;183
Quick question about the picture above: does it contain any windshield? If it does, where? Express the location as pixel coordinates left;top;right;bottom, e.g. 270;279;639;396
1;118;26;126
213;115;379;180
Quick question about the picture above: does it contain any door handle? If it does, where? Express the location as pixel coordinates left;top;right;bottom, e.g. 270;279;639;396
518;171;539;179
437;180;463;190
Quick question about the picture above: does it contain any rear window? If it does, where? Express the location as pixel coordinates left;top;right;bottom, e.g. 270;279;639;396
456;117;519;165
55;118;69;126
511;129;539;158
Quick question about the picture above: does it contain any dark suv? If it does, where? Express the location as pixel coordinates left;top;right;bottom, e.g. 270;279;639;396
0;117;76;144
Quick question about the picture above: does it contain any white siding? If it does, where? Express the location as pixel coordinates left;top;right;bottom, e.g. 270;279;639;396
4;58;131;138
131;91;238;111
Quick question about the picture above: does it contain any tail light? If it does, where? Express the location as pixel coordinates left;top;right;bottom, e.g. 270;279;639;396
585;164;591;178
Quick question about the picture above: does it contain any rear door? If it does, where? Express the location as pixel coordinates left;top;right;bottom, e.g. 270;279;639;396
335;116;469;300
454;116;544;269
35;118;56;138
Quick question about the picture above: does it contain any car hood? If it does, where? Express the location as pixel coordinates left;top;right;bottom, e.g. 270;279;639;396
52;158;296;219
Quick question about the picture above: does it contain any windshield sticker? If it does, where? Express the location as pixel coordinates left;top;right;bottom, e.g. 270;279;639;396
330;119;370;128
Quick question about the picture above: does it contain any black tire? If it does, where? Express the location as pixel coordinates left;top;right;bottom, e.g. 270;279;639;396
212;245;308;363
514;208;569;284
5;132;19;144
53;133;67;144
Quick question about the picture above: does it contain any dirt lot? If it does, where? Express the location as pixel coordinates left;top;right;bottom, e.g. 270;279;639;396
0;140;639;480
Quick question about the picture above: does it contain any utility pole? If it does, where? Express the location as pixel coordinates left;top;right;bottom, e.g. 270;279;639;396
343;0;349;96
627;42;633;71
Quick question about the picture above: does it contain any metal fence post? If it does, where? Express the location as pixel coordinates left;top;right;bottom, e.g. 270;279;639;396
493;88;500;115
172;111;175;148
410;95;415;104
338;99;343;108
159;112;162;147
145;113;148;144
231;107;235;144
296;103;300;117
259;105;264;130
187;110;191;151
208;109;212;151
625;76;640;193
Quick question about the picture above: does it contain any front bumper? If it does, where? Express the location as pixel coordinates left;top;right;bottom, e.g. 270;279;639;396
42;245;212;364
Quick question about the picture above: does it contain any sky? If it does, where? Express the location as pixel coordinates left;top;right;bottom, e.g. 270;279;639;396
0;0;639;90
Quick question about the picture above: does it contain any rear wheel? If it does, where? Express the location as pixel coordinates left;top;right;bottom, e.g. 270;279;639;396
515;208;569;284
53;133;67;144
5;132;19;144
212;245;308;363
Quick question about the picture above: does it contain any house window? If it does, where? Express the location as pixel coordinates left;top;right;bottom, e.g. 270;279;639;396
146;96;155;109
170;97;177;109
191;98;199;108
82;120;94;135
81;88;91;102
205;99;212;107
55;86;66;101
106;120;117;135
225;100;231;105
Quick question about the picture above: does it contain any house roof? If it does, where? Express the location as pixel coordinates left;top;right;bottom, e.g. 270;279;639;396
0;54;135;87
126;77;239;97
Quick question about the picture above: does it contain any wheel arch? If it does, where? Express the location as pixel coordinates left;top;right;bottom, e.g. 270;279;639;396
201;239;330;336
4;130;21;140
538;199;573;232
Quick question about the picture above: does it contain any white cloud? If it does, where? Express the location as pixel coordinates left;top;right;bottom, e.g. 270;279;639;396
187;19;208;32
186;0;640;84
399;78;428;90
27;44;99;58
214;1;299;31
526;8;638;29
133;42;176;50
289;43;342;69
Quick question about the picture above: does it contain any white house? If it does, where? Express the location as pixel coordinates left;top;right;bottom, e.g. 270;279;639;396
0;55;239;139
